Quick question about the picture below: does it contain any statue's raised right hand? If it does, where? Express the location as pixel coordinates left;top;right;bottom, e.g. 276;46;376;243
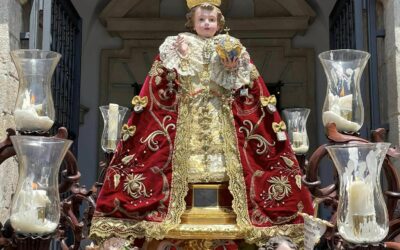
175;35;188;58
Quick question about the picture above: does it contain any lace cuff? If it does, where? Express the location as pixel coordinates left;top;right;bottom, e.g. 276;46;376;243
210;49;251;90
160;36;196;76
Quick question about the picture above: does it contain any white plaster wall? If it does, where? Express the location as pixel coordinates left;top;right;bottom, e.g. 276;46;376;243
292;0;336;195
71;0;121;187
293;0;336;148
159;0;254;18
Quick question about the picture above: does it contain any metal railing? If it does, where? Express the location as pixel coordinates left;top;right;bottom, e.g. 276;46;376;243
330;0;386;134
27;0;82;155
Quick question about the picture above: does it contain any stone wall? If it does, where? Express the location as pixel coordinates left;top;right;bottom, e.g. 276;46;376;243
382;0;400;166
0;0;23;223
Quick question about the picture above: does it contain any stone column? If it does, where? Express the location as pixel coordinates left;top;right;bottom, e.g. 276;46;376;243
0;0;23;223
382;0;400;151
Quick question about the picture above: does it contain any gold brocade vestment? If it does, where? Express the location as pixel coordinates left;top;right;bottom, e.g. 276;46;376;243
182;80;233;183
160;33;251;183
179;64;235;182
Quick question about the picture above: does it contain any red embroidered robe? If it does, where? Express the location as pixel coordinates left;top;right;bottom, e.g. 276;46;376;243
90;33;313;245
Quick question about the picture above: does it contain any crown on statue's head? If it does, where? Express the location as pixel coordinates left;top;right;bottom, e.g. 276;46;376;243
187;0;221;9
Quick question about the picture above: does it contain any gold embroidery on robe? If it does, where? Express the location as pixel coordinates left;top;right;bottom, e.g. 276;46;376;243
149;60;164;77
90;33;310;247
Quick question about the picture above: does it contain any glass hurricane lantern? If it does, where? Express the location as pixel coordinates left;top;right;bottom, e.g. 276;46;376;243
9;136;72;236
11;50;61;134
326;143;390;244
282;108;310;154
99;104;129;153
319;49;370;134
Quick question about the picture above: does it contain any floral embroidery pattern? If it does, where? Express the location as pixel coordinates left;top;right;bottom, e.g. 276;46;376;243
267;176;292;201
252;172;300;225
121;124;136;141
123;173;149;199
239;120;275;155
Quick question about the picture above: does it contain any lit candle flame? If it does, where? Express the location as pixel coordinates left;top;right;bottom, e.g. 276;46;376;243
340;87;345;97
30;94;36;104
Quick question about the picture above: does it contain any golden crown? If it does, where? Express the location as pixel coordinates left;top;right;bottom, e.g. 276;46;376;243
187;0;221;9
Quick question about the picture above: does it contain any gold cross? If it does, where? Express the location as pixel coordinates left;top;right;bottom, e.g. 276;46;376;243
224;26;230;34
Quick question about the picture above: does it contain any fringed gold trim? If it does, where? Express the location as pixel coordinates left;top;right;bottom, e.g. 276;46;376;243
223;112;253;229
158;86;191;232
90;217;173;244
90;217;305;247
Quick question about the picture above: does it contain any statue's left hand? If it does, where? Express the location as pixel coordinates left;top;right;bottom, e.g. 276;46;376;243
221;56;238;71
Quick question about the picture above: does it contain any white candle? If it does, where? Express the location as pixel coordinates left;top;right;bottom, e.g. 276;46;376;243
291;131;309;154
338;94;353;121
325;93;360;132
345;180;379;240
10;210;57;234
14;109;54;132
107;103;119;150
14;90;54;132
338;94;353;112
348;180;374;215
11;189;56;234
322;111;361;132
292;144;309;154
19;189;51;207
292;131;303;143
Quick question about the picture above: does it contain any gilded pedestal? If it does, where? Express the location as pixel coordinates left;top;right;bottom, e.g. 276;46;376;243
166;182;245;240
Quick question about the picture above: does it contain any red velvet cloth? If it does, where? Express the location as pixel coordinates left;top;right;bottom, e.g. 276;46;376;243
95;58;179;221
232;74;313;225
93;55;313;238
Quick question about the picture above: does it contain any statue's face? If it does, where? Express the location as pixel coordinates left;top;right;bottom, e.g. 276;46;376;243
193;7;219;38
